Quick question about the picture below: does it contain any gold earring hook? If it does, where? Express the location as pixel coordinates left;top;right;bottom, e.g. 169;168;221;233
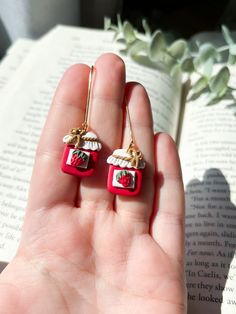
125;101;141;157
126;104;134;146
82;65;94;130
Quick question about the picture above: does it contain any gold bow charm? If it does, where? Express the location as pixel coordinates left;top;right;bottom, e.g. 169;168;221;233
127;141;143;168
64;127;87;148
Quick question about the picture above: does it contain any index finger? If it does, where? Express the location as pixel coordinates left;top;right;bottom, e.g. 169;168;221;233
27;64;90;210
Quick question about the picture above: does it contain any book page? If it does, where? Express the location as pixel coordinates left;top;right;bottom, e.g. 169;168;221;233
0;26;182;263
179;71;236;313
0;38;34;91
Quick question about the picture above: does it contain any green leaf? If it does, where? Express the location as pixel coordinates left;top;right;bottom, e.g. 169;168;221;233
130;55;164;70
168;39;187;59
163;54;176;69
142;19;151;37
192;77;209;94
117;14;123;32
170;63;181;77
104;17;111;30
195;40;201;49
228;53;236;65
148;30;166;62
198;43;218;63
181;57;194;73
123;21;136;44
202;58;214;78
204;92;220;105
229;44;236;55
209;66;230;97
193;44;218;77
119;48;128;56
222;25;234;45
112;31;119;41
115;37;125;44
128;39;148;57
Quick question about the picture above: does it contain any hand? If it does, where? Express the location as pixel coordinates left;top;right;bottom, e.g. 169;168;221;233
0;54;186;314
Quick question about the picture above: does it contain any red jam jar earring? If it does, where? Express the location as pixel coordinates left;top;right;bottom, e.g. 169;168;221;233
106;106;145;196
61;66;102;177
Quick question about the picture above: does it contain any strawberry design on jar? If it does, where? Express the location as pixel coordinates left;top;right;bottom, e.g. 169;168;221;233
116;170;131;187
70;150;89;167
107;143;145;196
61;128;102;177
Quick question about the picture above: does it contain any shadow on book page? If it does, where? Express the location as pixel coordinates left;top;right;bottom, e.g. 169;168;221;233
0;262;8;273
185;168;236;313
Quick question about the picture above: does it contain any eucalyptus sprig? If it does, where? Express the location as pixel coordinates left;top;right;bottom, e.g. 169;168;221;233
104;16;236;106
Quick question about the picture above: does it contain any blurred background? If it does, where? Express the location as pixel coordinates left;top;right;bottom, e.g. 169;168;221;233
0;0;236;58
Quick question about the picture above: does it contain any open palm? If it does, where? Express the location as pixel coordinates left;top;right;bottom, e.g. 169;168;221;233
0;54;186;314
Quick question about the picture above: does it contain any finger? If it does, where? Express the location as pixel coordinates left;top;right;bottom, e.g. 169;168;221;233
116;83;155;233
28;64;90;209
151;133;185;262
80;53;125;206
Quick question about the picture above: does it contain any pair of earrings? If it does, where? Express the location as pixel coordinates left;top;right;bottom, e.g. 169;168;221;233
61;66;145;196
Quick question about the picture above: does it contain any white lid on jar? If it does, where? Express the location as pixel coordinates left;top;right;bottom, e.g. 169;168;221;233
63;131;102;151
107;148;145;169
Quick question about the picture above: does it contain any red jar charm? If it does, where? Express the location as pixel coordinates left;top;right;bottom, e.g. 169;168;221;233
61;129;102;177
107;147;145;196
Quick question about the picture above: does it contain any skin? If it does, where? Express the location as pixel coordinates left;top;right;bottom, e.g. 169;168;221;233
0;53;186;314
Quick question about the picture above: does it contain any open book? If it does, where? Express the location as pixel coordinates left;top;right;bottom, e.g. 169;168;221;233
0;25;236;314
